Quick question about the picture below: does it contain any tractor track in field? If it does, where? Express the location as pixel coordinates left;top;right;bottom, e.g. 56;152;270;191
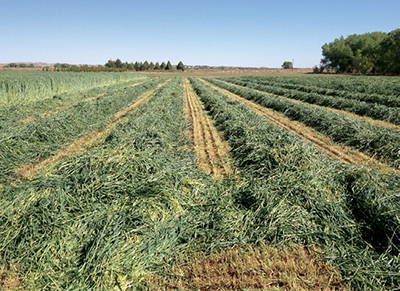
202;79;399;175
18;81;146;124
13;79;171;181
183;79;232;178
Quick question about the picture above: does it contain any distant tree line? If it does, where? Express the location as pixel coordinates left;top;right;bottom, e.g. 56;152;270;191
318;28;400;74
3;63;35;68
44;59;185;72
104;59;185;72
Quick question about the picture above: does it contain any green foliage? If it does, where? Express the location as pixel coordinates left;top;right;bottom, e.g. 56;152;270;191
380;29;400;74
166;61;173;70
321;30;400;74
177;61;185;71
281;61;293;69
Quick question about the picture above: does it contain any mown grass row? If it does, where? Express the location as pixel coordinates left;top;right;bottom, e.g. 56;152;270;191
0;77;146;125
0;77;166;183
236;75;400;108
0;77;247;290
223;77;400;125
190;77;400;290
0;71;146;108
242;75;400;97
206;78;400;170
1;75;399;290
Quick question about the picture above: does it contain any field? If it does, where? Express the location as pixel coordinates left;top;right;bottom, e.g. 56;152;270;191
0;71;399;290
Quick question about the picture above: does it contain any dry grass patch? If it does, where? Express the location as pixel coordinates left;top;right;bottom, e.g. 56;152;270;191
183;79;233;178
145;245;347;290
0;265;22;291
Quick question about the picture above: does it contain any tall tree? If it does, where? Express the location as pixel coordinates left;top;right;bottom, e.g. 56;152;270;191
149;62;155;70
321;31;388;74
165;61;173;70
380;29;400;74
115;58;123;68
160;62;166;70
177;61;185;71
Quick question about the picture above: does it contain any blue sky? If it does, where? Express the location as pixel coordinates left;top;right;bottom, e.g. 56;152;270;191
1;0;399;68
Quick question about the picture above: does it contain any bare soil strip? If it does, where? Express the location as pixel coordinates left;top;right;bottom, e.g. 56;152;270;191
14;80;170;180
18;81;145;123
203;79;399;175
183;79;232;178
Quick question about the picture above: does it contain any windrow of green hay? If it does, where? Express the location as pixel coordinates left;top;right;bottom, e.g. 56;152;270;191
0;77;146;125
0;77;167;183
205;78;400;170
190;77;400;290
0;71;146;108
0;77;346;290
1;75;399;290
222;77;400;125
244;75;400;98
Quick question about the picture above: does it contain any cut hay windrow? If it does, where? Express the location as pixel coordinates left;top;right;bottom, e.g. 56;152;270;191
190;77;400;290
202;79;399;175
234;75;400;108
0;77;249;289
223;77;400;125
0;77;167;183
16;80;146;124
0;75;146;126
219;79;400;132
206;78;400;170
1;75;400;290
183;78;232;178
13;79;170;181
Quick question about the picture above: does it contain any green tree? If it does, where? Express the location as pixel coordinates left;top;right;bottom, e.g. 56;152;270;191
165;61;173;70
380;29;400;74
281;61;293;69
105;60;116;68
177;61;185;71
115;58;123;68
149;62;155;70
160;62;166;70
321;36;354;72
321;31;388;74
154;62;161;70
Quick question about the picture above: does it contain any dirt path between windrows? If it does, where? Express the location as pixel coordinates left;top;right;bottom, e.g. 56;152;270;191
183;79;232;178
